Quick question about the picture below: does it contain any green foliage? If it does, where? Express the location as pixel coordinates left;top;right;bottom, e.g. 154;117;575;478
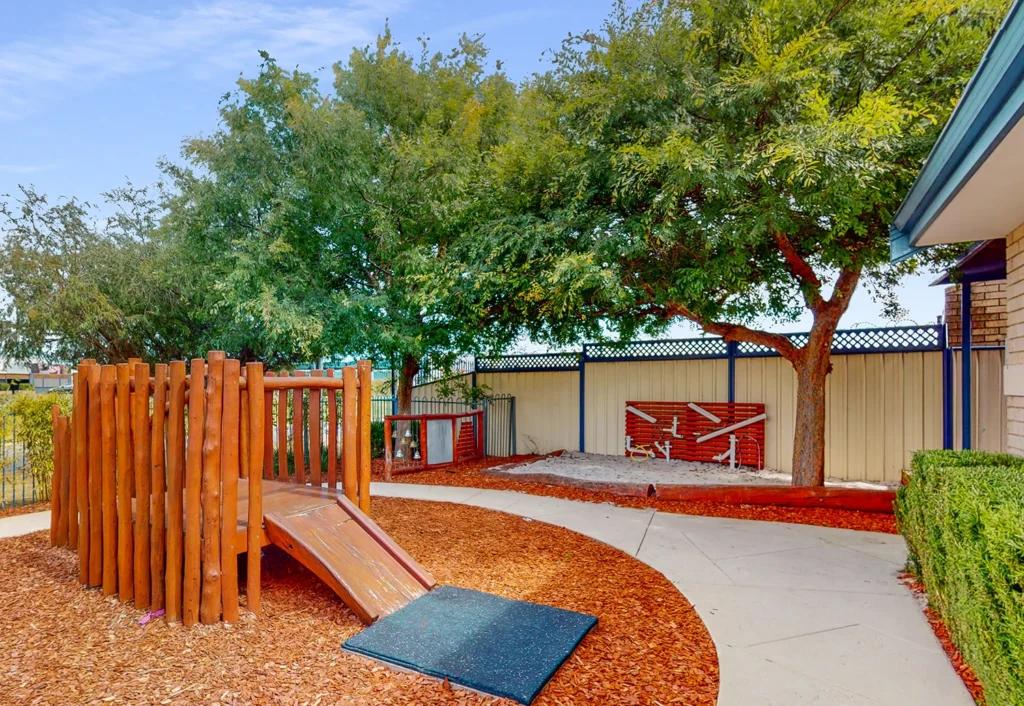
896;450;1024;705
4;391;72;499
466;0;1006;344
164;31;521;384
0;184;222;364
370;420;385;459
0;383;9;392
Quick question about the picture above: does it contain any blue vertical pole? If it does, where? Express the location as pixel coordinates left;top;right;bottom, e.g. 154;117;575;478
961;282;972;450
727;340;738;403
942;324;953;450
579;346;586;453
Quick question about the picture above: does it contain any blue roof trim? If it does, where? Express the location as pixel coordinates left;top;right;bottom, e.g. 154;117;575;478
890;0;1024;259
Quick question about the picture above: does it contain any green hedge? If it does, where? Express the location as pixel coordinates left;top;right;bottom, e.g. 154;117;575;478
896;450;1024;705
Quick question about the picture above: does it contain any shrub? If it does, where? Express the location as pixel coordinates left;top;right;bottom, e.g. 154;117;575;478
370;420;384;459
4;391;72;500
0;382;9;392
896;450;1024;705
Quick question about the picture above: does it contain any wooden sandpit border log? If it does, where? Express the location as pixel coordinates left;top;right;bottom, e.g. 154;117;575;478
482;466;897;514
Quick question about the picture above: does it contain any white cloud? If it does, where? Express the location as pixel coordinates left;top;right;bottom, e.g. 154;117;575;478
0;0;404;113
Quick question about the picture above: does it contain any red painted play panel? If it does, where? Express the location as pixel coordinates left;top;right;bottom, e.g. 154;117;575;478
624;401;766;469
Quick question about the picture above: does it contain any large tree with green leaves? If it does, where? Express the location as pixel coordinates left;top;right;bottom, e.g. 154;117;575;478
166;32;518;410
468;0;1006;485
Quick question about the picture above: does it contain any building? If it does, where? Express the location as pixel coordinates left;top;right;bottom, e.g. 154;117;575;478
890;0;1024;453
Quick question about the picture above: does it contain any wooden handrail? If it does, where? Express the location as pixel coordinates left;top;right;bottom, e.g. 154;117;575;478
385;410;483;422
263;375;353;390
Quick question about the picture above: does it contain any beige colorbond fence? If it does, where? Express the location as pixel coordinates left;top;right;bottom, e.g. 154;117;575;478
413;327;1006;483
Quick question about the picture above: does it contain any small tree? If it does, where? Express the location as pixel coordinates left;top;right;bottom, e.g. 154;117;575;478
0;184;215;364
473;0;1004;485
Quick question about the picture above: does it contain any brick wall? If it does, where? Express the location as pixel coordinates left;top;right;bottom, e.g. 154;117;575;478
945;280;1007;346
1006;225;1024;454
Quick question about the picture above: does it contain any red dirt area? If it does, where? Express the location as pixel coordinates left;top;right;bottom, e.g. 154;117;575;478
373;456;898;534
0;498;718;705
0;500;49;519
900;573;985;704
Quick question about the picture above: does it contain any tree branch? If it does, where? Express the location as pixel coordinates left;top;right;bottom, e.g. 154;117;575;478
665;302;803;363
772;230;824;309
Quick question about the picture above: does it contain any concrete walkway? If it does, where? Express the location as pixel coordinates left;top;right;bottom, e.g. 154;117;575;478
371;483;972;706
0;487;972;706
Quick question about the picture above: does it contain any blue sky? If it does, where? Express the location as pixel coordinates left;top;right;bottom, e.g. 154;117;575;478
0;0;946;345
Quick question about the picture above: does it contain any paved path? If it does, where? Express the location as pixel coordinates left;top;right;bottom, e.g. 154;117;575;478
371;483;972;706
0;486;972;706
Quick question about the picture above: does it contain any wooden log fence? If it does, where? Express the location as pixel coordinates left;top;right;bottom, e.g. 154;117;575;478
49;353;372;626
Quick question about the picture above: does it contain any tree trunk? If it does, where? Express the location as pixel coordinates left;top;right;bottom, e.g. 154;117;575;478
395;354;420;460
790;346;832;486
396;354;419;416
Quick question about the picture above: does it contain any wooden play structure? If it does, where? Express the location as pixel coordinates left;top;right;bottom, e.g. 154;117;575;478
48;353;435;627
383;410;483;480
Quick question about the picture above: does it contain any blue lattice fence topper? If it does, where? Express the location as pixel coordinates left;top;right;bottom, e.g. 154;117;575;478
477;353;580;372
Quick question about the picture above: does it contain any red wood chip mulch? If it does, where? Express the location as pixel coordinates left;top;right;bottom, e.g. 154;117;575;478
900;573;985;704
0;500;49;520
0;498;718;705
376;457;898;534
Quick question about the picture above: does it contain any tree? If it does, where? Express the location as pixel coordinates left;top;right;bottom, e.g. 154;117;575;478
469;0;1005;485
166;33;519;411
0;184;215;364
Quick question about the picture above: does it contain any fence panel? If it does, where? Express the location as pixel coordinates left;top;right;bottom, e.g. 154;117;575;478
375;395;516;457
0;405;34;508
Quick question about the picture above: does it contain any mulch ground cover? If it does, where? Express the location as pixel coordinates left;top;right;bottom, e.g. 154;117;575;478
375;457;898;534
900;573;985;704
0;498;718;706
0;500;49;519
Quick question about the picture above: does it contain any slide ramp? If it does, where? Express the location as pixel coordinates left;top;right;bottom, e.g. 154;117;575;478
264;495;436;624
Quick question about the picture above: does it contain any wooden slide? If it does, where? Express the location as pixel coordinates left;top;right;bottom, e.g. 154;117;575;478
263;494;436;624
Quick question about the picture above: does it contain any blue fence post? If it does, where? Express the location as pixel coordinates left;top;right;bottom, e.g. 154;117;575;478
579;346;587;453
942;323;954;450
961;282;973;450
727;340;738;403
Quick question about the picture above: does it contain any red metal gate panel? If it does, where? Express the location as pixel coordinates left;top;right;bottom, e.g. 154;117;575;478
624;401;766;469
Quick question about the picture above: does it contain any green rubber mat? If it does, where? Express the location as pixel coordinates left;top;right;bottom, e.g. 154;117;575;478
342;585;597;704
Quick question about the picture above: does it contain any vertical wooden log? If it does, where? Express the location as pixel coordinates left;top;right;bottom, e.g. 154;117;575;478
221;359;241;623
165;361;186;623
68;382;79;551
115;364;134;602
342;366;358;503
183;359;205;627
357;361;372;514
384;418;393;482
76;366;90;583
150;364;168;612
57;414;71;546
420;415;429;470
133;362;152;608
327;370;338;490
127;357;141;500
263;372;274;480
277;372;288;481
245;362;265;615
100;365;117;596
240;388;250;479
50;406;62;545
292;370;305;484
60;419;71;546
88;363;102;587
309;369;322;487
201;351;225;625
